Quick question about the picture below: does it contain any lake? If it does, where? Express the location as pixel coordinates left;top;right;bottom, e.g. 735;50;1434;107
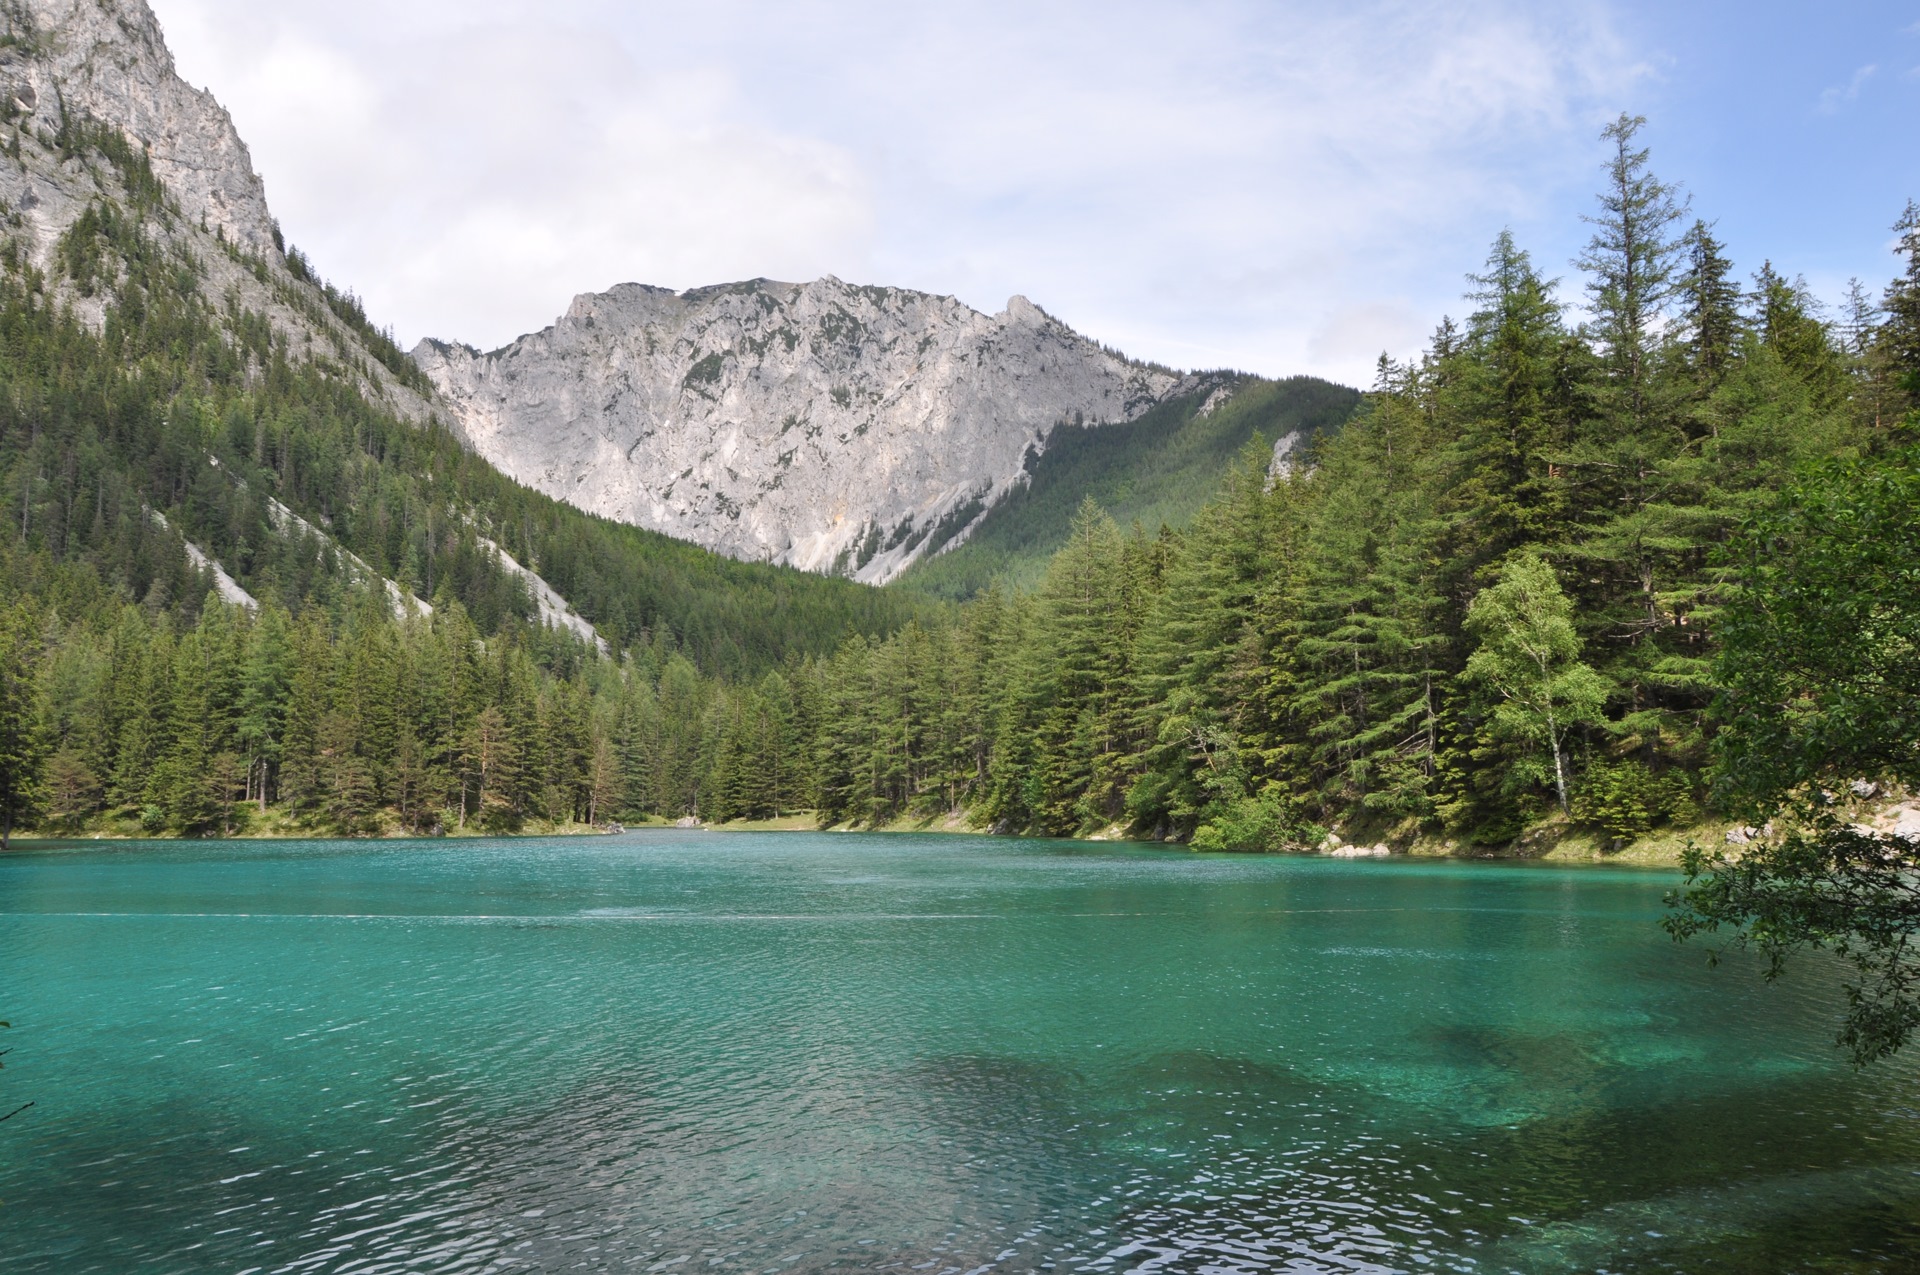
1;831;1916;1273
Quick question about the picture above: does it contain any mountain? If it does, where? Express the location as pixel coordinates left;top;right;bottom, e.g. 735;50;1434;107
3;0;274;252
2;0;1348;658
1;0;430;418
0;0;927;674
895;374;1361;599
415;279;1225;584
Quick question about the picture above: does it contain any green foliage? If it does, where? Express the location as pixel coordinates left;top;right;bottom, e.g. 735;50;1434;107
1459;553;1610;814
1881;201;1920;407
1572;760;1694;842
4;124;927;678
281;243;429;393
898;376;1359;600
1189;787;1320;853
7;99;1920;1092
0;601;45;845
1708;453;1920;811
809;125;1908;882
0;110;942;839
1668;450;1920;1062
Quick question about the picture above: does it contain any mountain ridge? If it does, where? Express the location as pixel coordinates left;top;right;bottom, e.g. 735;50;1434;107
0;0;936;673
415;275;1235;584
8;0;1352;619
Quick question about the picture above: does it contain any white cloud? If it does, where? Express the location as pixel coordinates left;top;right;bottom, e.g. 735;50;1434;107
1818;63;1878;113
150;0;1647;385
1307;303;1428;376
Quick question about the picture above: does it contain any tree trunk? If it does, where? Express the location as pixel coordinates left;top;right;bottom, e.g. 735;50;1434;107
1547;709;1569;814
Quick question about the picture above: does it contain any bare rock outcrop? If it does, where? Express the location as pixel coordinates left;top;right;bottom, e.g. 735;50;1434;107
417;279;1192;584
4;0;273;252
0;0;431;421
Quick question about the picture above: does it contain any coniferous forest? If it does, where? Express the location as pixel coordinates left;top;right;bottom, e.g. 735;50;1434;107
799;115;1920;853
0;114;1916;853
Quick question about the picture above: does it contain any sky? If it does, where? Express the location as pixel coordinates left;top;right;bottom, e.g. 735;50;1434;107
146;0;1919;388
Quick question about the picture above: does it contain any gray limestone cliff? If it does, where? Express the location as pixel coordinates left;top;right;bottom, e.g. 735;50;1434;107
0;0;430;420
8;0;1217;600
416;279;1199;584
0;0;599;638
3;0;273;253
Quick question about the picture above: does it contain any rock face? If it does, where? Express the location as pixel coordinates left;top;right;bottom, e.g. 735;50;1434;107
417;279;1194;584
3;0;274;253
0;0;430;418
0;0;604;644
10;0;1211;597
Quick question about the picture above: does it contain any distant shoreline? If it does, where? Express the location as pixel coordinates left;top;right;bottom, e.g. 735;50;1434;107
5;808;1703;865
700;810;1699;866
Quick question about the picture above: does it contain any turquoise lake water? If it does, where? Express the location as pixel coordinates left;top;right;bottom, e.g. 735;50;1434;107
1;831;1917;1273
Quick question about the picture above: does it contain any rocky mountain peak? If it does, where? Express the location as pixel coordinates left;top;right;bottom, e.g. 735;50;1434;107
1003;294;1045;326
3;0;276;253
416;277;1192;584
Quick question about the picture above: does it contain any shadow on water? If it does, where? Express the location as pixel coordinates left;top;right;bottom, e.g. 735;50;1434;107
9;1035;1920;1274
1076;1039;1920;1274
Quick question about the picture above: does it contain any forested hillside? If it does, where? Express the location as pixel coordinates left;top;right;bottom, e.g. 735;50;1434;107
794;117;1920;848
896;374;1359;600
0;107;927;840
0;120;927;664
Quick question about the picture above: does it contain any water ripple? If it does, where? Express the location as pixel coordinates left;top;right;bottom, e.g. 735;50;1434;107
1;833;1916;1272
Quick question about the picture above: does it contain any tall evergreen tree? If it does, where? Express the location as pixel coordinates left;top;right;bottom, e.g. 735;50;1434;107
1676;220;1744;391
1880;200;1920;415
0;603;45;848
1577;112;1689;429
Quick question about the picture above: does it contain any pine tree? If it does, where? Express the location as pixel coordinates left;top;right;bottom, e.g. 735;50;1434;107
1577;112;1689;430
236;605;292;808
1029;501;1128;831
160;632;218;833
1289;359;1447;820
1132;446;1281;834
1444;231;1572;573
278;615;333;817
470;705;519;829
39;620;111;824
1879;200;1920;414
318;708;377;833
1752;262;1846;408
108;617;169;812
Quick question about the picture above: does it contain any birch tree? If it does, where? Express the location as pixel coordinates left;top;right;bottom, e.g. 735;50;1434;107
1462;554;1608;813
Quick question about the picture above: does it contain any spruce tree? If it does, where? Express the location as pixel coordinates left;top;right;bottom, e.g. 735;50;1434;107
1444;231;1571;572
1676;221;1743;391
1289;360;1447;820
1752;262;1846;408
161;633;217;833
1577;112;1688;429
1880;200;1920;414
0;603;46;848
236;605;292;809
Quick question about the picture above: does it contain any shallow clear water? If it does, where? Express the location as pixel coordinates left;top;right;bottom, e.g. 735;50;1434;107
1;832;1917;1274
